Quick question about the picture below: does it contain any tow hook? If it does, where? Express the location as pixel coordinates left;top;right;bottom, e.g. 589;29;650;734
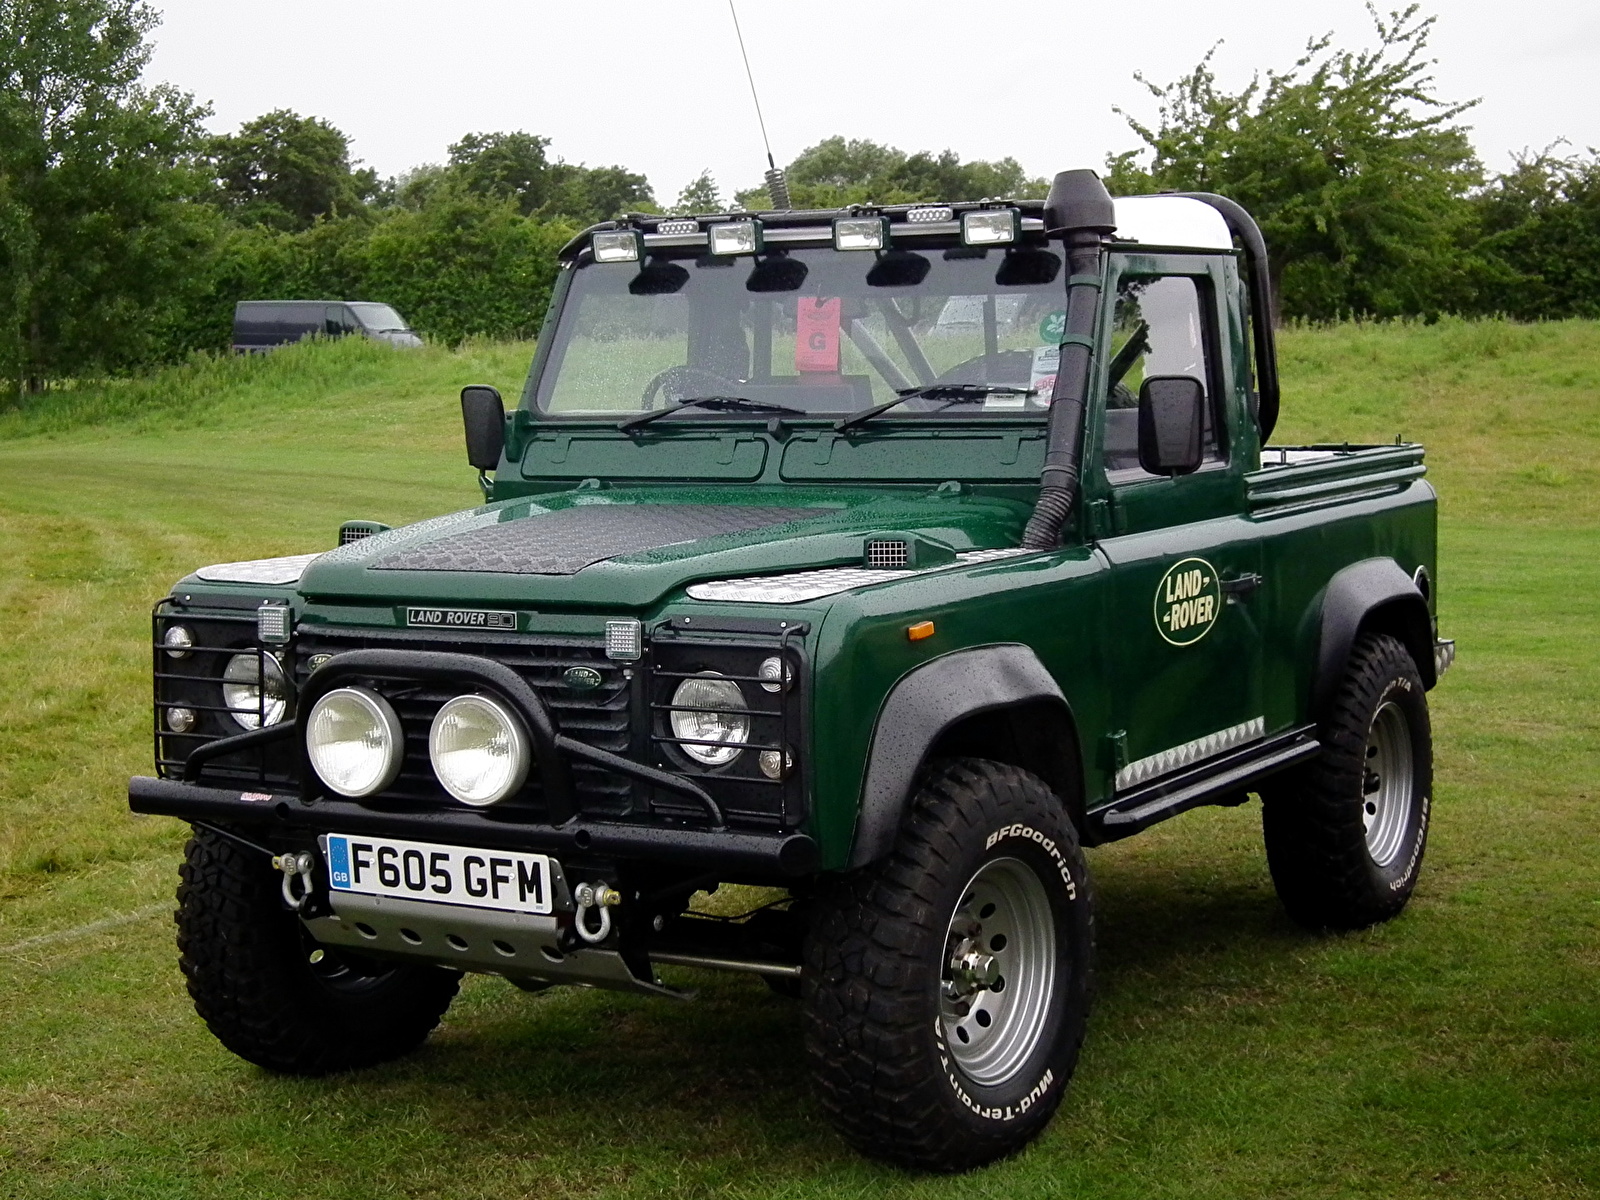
573;881;622;944
272;851;315;912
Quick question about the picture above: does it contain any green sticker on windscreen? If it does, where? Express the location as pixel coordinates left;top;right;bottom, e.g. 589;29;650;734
1038;310;1067;341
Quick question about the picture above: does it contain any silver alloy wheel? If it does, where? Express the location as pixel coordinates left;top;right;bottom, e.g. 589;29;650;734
1362;700;1415;867
939;856;1056;1087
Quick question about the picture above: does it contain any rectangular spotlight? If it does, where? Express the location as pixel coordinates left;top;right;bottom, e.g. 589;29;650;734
961;209;1020;245
833;216;888;251
592;230;644;262
707;220;763;256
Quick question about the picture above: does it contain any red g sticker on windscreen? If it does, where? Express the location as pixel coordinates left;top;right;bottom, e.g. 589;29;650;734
795;297;841;373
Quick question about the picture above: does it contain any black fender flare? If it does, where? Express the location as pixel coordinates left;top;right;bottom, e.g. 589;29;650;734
847;644;1075;869
1313;558;1435;718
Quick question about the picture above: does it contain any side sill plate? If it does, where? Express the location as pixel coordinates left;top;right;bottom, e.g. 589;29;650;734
1115;717;1265;791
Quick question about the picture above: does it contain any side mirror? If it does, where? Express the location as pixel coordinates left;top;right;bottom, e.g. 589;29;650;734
1137;375;1206;477
460;385;505;471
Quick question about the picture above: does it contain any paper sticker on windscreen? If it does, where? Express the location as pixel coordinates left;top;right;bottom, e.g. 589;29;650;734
795;297;841;373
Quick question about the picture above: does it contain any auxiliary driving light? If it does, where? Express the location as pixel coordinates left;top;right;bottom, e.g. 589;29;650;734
707;220;763;256
670;673;751;766
961;208;1020;246
256;601;291;645
306;687;404;798
606;619;642;661
592;230;644;263
833;216;888;251
429;693;530;807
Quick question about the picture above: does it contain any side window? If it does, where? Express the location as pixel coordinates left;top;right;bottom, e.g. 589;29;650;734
1103;275;1223;478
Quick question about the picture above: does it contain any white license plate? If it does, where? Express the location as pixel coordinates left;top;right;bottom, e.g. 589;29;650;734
323;834;553;916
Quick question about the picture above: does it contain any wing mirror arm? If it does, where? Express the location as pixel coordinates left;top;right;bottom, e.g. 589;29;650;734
460;385;506;497
1136;376;1207;477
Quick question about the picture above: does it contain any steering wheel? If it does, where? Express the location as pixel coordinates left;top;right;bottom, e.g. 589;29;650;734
639;366;742;411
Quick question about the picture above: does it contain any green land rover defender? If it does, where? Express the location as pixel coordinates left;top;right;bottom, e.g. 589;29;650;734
133;171;1455;1172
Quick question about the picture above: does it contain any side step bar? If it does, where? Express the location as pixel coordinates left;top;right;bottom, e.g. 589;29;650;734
1088;727;1320;842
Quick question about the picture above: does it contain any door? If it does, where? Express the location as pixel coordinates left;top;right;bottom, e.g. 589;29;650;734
1093;263;1265;793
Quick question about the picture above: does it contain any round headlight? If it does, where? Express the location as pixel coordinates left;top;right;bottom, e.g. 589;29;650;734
306;687;404;798
163;625;194;659
429;694;530;807
670;673;751;766
222;652;290;730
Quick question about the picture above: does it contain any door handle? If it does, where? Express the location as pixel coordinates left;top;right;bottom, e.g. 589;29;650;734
1220;572;1263;601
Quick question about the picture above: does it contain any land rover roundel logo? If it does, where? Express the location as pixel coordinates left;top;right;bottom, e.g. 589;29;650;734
1154;557;1221;646
562;665;604;691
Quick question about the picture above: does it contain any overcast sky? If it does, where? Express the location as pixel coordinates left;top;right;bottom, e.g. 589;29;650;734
147;0;1598;205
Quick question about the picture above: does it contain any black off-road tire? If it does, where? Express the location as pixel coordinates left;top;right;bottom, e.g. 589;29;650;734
804;759;1094;1173
176;827;461;1074
1263;632;1433;930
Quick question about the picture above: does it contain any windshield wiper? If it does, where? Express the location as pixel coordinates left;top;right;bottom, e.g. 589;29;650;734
833;383;1037;433
618;395;804;432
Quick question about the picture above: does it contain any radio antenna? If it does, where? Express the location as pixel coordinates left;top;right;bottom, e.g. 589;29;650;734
728;0;791;208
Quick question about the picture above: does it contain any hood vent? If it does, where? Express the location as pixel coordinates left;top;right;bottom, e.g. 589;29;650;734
860;532;956;571
340;520;391;545
865;540;910;569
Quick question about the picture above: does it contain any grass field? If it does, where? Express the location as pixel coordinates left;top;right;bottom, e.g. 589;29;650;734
1;323;1597;1198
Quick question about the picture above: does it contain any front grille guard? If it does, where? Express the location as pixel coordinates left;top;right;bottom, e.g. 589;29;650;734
152;604;286;785
179;648;724;828
646;625;809;829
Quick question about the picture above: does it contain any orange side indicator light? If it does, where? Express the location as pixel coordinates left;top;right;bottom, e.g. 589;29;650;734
907;620;936;642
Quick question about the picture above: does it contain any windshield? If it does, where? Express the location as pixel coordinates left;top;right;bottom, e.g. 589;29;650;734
348;303;410;332
534;244;1068;419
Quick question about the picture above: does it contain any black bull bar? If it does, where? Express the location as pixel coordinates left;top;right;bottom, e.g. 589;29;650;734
128;648;821;877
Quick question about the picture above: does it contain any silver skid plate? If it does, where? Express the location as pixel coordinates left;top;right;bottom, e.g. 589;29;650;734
302;891;686;999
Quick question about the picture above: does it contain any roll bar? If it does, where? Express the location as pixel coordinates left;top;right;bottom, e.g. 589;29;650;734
1167;192;1281;442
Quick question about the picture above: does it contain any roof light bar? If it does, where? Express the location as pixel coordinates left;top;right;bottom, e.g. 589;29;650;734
833;216;888;251
906;206;953;224
707;220;763;256
655;218;699;235
961;208;1020;246
592;230;644;263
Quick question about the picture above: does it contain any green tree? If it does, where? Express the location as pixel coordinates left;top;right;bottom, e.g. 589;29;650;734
1472;148;1600;319
673;169;721;215
0;0;215;399
208;109;377;231
1104;5;1482;320
735;137;1046;209
446;131;653;224
362;191;572;343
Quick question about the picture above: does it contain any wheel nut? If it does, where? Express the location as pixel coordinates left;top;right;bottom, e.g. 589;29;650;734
957;950;1000;989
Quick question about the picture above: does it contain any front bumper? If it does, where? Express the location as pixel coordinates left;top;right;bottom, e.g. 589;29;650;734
128;776;821;876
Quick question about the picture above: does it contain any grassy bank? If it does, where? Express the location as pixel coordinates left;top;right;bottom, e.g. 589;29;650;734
0;321;1597;1198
